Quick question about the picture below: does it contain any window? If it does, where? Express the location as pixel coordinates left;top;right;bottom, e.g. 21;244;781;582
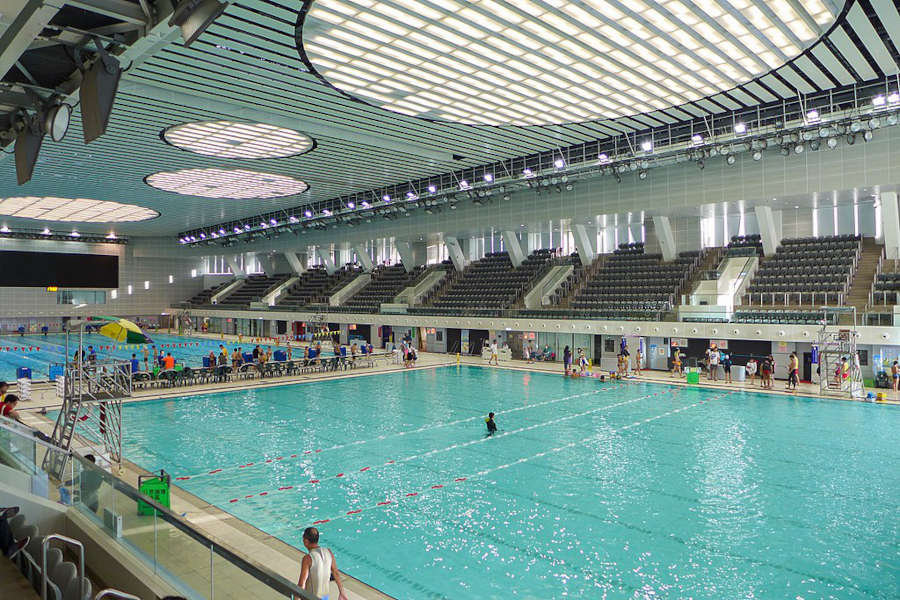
57;290;106;305
168;275;174;284
144;280;150;290
127;285;133;295
110;289;117;299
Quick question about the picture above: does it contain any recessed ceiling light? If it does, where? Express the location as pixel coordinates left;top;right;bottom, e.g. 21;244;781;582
145;168;309;199
297;1;834;126
162;121;315;158
0;197;159;222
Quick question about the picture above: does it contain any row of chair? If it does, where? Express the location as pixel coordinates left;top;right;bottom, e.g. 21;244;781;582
8;512;91;600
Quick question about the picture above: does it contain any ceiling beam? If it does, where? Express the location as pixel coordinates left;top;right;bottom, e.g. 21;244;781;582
64;0;147;25
0;0;61;80
117;78;459;163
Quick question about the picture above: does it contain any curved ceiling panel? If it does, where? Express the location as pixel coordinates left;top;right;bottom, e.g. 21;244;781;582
0;196;159;222
297;0;837;126
145;168;310;199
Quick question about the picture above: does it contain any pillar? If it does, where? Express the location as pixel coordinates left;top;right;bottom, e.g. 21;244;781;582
354;244;374;272
881;191;900;259
316;246;336;275
572;224;595;266
284;252;306;275
754;205;781;257
652;215;676;262
444;236;466;272
396;241;415;272
501;231;525;267
225;254;246;279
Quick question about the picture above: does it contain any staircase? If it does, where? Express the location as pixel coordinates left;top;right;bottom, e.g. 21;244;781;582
557;254;607;308
847;237;881;312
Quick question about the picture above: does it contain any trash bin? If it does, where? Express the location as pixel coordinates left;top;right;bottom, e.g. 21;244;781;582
16;366;31;379
685;367;700;384
274;350;286;361
137;471;171;515
202;356;211;368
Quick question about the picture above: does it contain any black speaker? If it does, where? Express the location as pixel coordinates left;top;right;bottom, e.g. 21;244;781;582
80;54;121;143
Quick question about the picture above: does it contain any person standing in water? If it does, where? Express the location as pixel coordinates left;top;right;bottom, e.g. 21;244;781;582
485;412;498;436
563;346;572;375
297;527;348;600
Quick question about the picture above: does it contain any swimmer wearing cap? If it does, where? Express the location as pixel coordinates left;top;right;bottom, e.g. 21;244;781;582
485;412;497;436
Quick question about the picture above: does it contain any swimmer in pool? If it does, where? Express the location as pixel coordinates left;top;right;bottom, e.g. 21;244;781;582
485;412;498;436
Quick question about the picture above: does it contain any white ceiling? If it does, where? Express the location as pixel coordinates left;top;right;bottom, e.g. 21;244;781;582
0;0;898;238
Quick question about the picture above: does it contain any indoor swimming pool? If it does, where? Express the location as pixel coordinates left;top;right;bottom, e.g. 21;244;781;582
119;366;897;600
0;332;287;382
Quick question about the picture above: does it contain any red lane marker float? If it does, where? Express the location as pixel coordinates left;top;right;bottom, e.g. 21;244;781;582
431;485;443;489
313;519;330;525
265;459;273;463
244;495;254;498
315;449;322;453
387;460;395;464
360;467;371;472
229;499;238;503
454;477;467;482
278;486;293;491
208;469;222;475
304;451;312;455
290;454;297;458
276;457;284;460
346;509;362;515
406;492;418;497
377;501;392;506
309;479;320;484
336;473;344;478
176;476;190;481
259;492;268;496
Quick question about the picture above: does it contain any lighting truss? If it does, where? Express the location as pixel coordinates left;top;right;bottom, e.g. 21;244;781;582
0;226;127;244
179;81;899;246
161;121;316;158
297;0;834;126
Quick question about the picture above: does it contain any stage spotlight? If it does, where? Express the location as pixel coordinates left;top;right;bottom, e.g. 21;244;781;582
794;143;804;154
80;41;122;143
806;109;820;123
780;146;790;156
734;122;747;135
868;117;880;129
846;133;856;145
522;168;534;177
427;184;437;193
597;153;610;163
346;201;355;209
873;95;886;107
826;137;838;149
638;170;648;179
483;173;493;182
169;0;228;46
43;103;71;142
691;134;703;146
553;158;565;169
304;209;313;217
809;139;820;151
726;155;736;165
640;140;653;152
14;116;43;185
863;130;874;142
752;150;762;161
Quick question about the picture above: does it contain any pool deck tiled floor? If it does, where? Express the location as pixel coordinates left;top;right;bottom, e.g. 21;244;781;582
13;344;898;600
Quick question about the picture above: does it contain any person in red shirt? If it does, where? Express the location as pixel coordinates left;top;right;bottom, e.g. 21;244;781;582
1;395;23;423
163;353;175;370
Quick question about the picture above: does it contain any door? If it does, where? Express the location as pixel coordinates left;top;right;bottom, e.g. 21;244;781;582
446;328;462;354
802;352;812;383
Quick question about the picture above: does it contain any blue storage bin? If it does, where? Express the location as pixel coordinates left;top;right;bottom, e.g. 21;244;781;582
202;356;211;367
16;367;31;379
242;352;254;363
274;350;286;361
48;365;64;381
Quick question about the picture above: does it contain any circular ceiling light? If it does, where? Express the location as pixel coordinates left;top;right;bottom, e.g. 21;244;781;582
145;168;309;199
162;121;315;158
0;197;158;222
296;0;835;126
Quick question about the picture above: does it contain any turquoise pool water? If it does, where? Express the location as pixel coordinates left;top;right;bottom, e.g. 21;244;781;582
120;366;898;600
0;332;287;381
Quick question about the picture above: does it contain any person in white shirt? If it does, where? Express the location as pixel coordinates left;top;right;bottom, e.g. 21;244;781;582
708;345;719;381
298;527;348;600
489;340;499;366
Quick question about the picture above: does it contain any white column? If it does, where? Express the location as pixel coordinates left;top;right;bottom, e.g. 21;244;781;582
354;244;374;272
225;255;246;279
444;236;467;272
396;241;415;272
316;246;336;275
652;215;676;262
284;252;306;275
572;224;595;266
881;191;900;259
501;231;525;267
526;231;541;254
754;205;781;257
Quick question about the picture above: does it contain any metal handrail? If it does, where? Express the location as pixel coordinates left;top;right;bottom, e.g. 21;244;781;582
43;534;85;600
94;589;141;600
72;455;317;600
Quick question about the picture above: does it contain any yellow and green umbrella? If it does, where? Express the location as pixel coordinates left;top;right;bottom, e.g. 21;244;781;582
94;316;154;344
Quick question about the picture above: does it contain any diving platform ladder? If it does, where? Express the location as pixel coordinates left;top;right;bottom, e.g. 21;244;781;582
42;361;131;480
817;307;865;400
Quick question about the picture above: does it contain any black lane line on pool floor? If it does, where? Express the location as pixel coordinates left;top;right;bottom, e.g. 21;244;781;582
174;383;627;482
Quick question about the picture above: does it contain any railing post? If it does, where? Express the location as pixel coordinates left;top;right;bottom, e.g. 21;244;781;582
210;543;215;600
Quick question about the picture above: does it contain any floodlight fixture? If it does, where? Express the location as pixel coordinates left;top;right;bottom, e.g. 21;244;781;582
691;134;703;146
553;158;565;169
43;103;71;142
483;173;493;183
522;168;534;177
169;0;228;47
734;122;747;135
640;140;653;153
346;201;355;209
427;184;437;193
304;209;313;217
872;95;886;107
79;39;122;143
